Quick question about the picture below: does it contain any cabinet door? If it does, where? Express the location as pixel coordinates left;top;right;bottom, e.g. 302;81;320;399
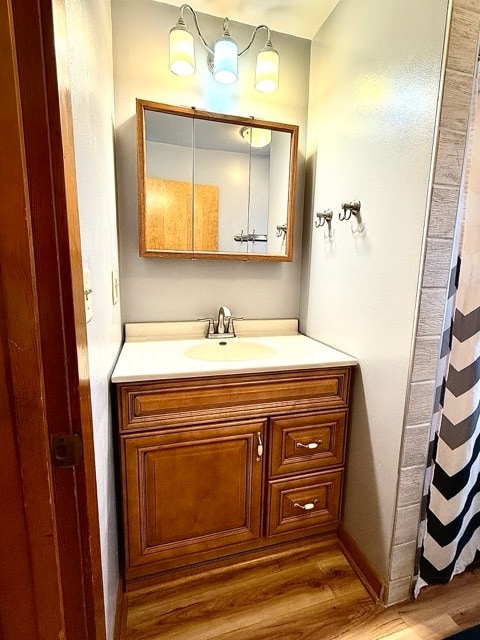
122;419;265;577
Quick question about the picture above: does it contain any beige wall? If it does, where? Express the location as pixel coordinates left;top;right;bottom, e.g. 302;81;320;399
64;0;122;636
112;0;310;323
300;0;449;583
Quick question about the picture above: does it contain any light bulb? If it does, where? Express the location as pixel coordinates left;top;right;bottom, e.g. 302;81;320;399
255;42;279;93
169;22;196;77
240;127;271;148
213;35;238;85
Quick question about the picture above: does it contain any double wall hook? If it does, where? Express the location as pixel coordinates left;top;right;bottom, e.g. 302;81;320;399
315;209;334;240
339;200;365;234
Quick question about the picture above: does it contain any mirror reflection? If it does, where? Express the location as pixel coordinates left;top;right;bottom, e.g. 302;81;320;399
137;101;298;261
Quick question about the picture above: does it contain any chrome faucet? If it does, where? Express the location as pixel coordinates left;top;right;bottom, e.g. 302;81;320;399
216;306;231;335
198;306;242;338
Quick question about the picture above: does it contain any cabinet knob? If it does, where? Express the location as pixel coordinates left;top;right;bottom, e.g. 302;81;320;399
296;440;322;450
293;500;318;511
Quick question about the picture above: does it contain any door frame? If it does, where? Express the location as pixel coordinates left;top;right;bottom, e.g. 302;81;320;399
0;0;105;637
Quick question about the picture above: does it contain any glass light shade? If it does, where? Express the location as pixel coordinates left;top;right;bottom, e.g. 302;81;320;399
169;26;196;76
255;45;279;92
213;36;238;84
240;127;271;148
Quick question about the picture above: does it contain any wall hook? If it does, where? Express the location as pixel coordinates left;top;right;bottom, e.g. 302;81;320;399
276;223;287;238
339;200;365;233
315;209;334;240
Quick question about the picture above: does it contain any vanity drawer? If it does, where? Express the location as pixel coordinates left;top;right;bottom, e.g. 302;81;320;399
266;470;342;538
269;410;347;477
118;368;351;432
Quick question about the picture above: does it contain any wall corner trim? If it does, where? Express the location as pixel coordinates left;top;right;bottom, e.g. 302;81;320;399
113;577;126;640
338;526;386;605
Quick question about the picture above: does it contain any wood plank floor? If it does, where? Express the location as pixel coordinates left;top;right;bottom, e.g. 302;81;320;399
118;542;480;639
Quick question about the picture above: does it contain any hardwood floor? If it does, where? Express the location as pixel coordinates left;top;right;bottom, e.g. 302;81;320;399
118;542;480;639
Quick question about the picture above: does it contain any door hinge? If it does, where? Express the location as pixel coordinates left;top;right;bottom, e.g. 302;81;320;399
52;433;83;468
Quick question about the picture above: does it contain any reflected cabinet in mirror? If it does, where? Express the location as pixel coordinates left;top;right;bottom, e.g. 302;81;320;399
137;100;298;261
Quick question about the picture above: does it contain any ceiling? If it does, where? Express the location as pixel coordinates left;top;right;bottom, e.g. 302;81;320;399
160;0;341;40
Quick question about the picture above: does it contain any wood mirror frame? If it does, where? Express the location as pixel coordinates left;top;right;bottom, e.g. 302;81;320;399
137;100;298;261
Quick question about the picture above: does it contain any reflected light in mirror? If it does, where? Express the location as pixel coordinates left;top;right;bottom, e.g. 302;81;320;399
255;42;279;93
169;23;196;76
228;162;248;184
240;127;272;148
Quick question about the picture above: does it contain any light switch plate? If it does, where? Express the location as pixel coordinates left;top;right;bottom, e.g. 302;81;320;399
83;268;93;323
112;270;119;305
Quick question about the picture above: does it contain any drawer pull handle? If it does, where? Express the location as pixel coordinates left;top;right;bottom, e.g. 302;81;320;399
296;440;323;450
293;500;318;511
257;432;263;461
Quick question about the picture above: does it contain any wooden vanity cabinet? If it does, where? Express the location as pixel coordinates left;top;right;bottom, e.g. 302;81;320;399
116;367;352;586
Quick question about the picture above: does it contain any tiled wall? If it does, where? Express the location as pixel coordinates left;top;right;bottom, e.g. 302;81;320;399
386;0;480;605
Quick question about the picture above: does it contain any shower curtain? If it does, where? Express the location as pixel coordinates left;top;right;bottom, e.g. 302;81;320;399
416;72;480;591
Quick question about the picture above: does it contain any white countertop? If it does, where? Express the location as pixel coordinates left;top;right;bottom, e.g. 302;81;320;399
112;320;357;383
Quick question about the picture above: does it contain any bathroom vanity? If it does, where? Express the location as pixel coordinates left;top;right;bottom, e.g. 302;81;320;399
112;320;357;588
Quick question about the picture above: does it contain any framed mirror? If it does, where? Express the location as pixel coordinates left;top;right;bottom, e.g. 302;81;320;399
137;100;298;261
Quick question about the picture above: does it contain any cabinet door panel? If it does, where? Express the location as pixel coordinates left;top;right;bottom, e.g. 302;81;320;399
267;470;342;538
270;411;347;477
123;420;265;571
145;439;248;545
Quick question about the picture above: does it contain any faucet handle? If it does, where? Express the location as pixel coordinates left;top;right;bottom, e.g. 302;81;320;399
198;317;215;336
226;316;243;335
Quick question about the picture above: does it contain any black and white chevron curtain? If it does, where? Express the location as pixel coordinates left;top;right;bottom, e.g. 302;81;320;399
416;72;480;591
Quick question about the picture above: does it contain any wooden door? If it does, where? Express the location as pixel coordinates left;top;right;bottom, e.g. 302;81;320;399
144;177;219;252
0;0;105;637
122;420;265;580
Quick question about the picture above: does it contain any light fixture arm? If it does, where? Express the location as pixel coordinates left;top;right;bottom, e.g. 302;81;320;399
238;24;272;57
178;3;214;54
177;5;274;57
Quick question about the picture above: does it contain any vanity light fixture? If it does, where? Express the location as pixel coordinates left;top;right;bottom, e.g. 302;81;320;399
169;4;280;92
240;126;271;148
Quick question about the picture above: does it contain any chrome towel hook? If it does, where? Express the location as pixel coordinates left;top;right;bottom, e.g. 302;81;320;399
339;200;365;234
315;209;334;240
276;223;287;238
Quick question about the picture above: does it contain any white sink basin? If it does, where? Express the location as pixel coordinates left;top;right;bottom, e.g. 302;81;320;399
184;339;277;362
